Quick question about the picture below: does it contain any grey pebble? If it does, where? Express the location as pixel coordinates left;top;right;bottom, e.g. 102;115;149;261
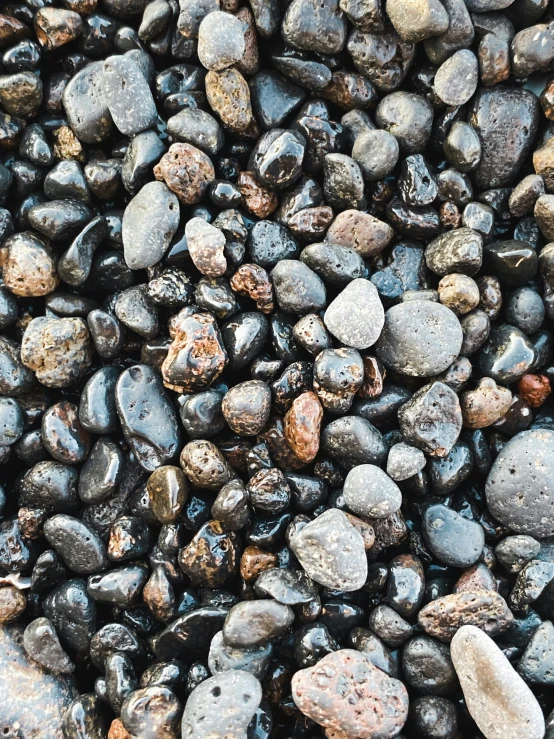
223;600;295;647
444;121;482;174
254;568;317;605
375;91;434;153
43;515;108;575
343;464;402;518
208;631;272;679
271;259;326;315
398;381;463;458
496;535;541;574
23;617;74;674
115;286;159;339
198;11;246;71
352;129;399;181
167;108;224;156
63;61;113;144
102;55;157;137
386;0;449;43
387;442;427;481
324;278;384;350
434;49;478;106
423;504;485;568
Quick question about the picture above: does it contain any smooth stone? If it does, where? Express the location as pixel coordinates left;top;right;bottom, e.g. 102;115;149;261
375;91;433;153
23;617;74;674
62;61;113;144
486;429;554;538
197;11;246;71
167;108;223;156
451;625;545;739
425;228;483;277
469;86;539;188
343;464;402;518
324;279;384;350
518;621;554;685
27;200;92;242
434;49;478;106
281;0;347;55
352;129;399;181
17;460;79;513
271;259;326;315
58;216;108;287
116;365;182;471
79;366;121;434
78;438;123;504
290;508;368;591
208;631;272;679
253;567;317;604
181;671;261;739
121;130;166;195
402;635;457;695
376;301;463;377
398;381;462;458
387;442;426;481
123;181;180;270
43;515;108;575
42;579;96;654
102;55;157;136
223;600;295;647
87;563;149;607
64;694;109;739
423;504;485;567
0;398;23;446
496;535;541;574
479;325;536;385
0;624;77;739
322;415;387;469
121;686;180;738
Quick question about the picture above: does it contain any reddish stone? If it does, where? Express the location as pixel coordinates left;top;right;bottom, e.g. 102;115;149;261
418;591;513;642
439;200;462;229
517;373;551;408
230;264;274;314
454;563;497;594
108;718;131;739
238;171;278;218
240;545;278;581
283;391;323;464
358;356;386;399
292;650;409;739
326;209;394;257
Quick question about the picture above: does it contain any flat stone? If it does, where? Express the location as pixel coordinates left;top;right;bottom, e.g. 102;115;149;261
324;278;384;350
451;625;545;739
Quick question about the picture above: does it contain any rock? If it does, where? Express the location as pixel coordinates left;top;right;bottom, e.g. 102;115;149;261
198;11;246;71
181;671;261;739
323;279;384;350
423;504;485;567
398;382;462;458
208;631;272;679
322;415;387;469
102;55;157;136
122;181;179;270
326;209;394;257
425;228;483;276
1;231;55;295
0;624;77;739
185;218;227;277
496;535;541;574
402;635;457;696
223;600;294;647
292;649;409;739
271;259;326;314
418;591;513;641
486;429;554;538
167;109;223;157
23;617;74;674
205;68;254;134
375;91;433;153
254;567;317;604
469;86;539;188
281;0;347;55
121;686;180;739
451;625;545;739
154;143;215;205
44;514;108;574
344;464;402;518
434;50;478;106
283;391;323;463
290;508;368;590
480;325;536;385
376;301;463;377
178;520;238;587
461;377;512;428
386;442;426;481
352;129;400;181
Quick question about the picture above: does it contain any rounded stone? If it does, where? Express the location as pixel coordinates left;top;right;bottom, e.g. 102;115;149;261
486;429;554;538
221;380;271;436
352;129;399;181
343;464;402;519
324;278;385;350
375;301;463;377
423;504;485;568
197;11;246;71
223;600;295;647
434;49;478;106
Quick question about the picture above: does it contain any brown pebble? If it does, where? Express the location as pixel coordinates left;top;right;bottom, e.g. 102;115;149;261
478;33;510;87
35;8;83;50
0;14;30;47
240;545;278;581
235;7;259;76
533;138;554;191
321;71;377;110
343;513;375;550
325;209;394;257
52;126;85;161
454;563;497;594
17;508;46;540
260;417;307;471
238;171;278;217
147;466;188;524
108;718;131;739
0;586;26;623
230;264;274;314
180;439;234;490
178;520;239;587
461;377;513;428
438;273;479;315
358;356;386;399
1;233;59;298
205;68;254;133
518;374;552;408
418;590;513;642
288;206;334;241
292;649;409;739
367;510;408;559
540;76;554;121
162;310;227;393
283;391;323;464
154;143;215;205
143;566;175;623
439;201;462;229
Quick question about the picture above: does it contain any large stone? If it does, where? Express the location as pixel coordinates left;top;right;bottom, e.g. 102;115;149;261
451;625;545;739
0;624;77;739
324;278;385;350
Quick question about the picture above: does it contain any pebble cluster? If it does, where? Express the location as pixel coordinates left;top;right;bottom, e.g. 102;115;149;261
1;0;554;738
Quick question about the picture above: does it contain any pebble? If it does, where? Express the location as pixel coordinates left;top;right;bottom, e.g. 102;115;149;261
181;671;262;739
23;617;74;674
208;630;272;678
375;91;433;153
185;217;227;277
418;591;513;641
486;428;554;538
223;599;294;647
0;586;26;623
323;278;384;350
386;442;426;481
434;49;478;106
102;55;157;136
344;464;402;518
44;514;108;575
154;143;215;206
402;635;457;695
281;0;347;54
205;68;254;134
122;181;179;270
198;11;246;71
271;259;326;315
290;508;368;590
283;391;323;463
376;301;463;377
291;649;409;739
451;625;545;739
352;129;399;181
423;504;485;568
496;535;541;574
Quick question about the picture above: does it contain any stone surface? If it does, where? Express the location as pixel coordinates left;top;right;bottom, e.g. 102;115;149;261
343;464;402;518
451;625;545;739
418;591;513;642
323;278;385;350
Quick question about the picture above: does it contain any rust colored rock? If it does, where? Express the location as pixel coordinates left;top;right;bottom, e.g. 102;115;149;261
358;356;386;399
260;417;307;471
453;563;497;594
0;14;30;47
292;649;409;739
418;591;514;642
439;201;462;230
52;126;85;161
230;264;274;313
180;439;234;490
185;218;227;277
154;143;215;205
143;566;175;623
35;8;83;50
238;171;278;217
236;7;259;76
0;586;26;623
205;68;254;133
283;391;323;464
321;71;377;110
18;508;46;540
240;545;278;581
1;233;59;297
517;373;552;408
178;520;239;587
162;310;227;393
540;76;554;121
344;513;375;550
326;209;394;257
533;138;554;191
109;719;131;739
461;377;513;428
289;206;334;241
